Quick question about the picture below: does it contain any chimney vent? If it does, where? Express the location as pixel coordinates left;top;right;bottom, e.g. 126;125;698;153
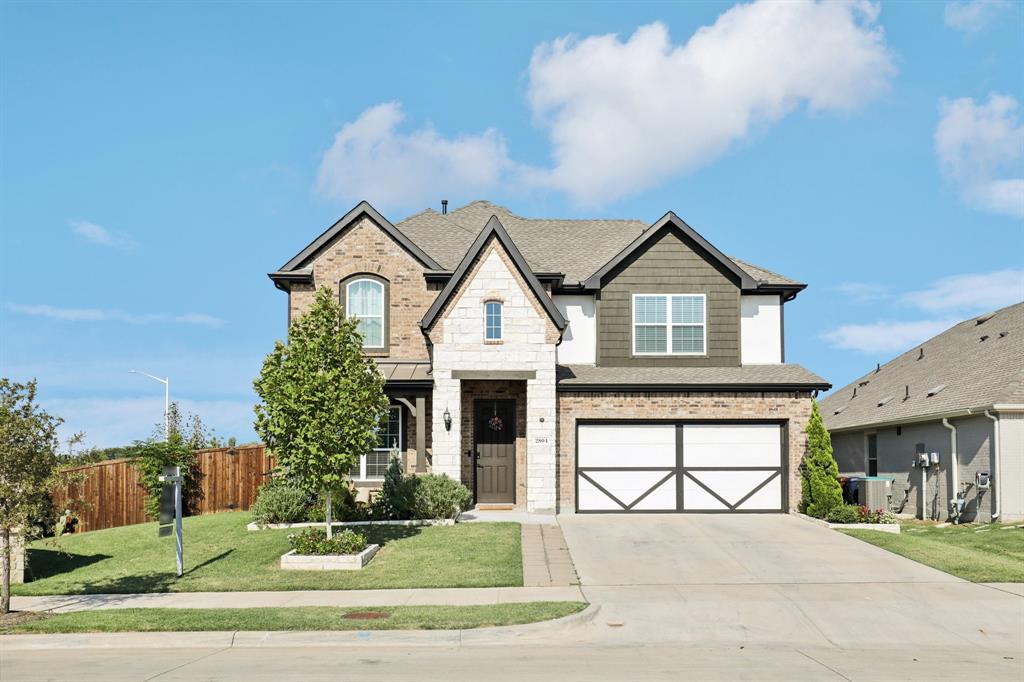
441;199;448;215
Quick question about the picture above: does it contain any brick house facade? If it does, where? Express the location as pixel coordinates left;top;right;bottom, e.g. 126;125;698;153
271;201;829;514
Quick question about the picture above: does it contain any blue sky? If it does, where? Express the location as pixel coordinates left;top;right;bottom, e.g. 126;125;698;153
1;1;1022;448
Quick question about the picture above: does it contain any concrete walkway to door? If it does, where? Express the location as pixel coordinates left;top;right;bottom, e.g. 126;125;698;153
556;513;1023;655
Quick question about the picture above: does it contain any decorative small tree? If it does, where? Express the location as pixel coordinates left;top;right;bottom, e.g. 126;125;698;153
800;400;843;518
0;379;61;613
253;287;389;537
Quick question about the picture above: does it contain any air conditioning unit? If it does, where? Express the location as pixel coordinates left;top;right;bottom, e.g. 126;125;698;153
862;478;891;511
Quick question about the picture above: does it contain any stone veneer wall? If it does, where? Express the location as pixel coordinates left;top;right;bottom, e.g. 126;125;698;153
428;240;559;513
1;530;25;584
287;216;439;360
460;379;528;506
556;391;815;513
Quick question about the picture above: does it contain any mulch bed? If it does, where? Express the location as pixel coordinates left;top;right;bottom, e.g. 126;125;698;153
0;611;49;632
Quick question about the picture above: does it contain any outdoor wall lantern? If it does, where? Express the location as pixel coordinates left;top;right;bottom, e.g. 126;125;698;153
443;407;452;431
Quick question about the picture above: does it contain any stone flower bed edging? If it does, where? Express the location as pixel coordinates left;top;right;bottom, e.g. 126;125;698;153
794;512;901;534
248;519;456;531
280;544;380;571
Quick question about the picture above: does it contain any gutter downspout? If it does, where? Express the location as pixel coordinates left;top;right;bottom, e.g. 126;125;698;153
942;418;958;522
984;410;1001;521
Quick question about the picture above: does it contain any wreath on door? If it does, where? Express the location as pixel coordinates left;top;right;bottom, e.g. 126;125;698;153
488;415;504;432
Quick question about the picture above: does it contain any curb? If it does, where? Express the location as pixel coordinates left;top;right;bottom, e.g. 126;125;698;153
792;512;901;534
247;519;455;531
0;603;597;650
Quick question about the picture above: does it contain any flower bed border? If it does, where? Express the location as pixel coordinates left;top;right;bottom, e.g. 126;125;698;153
248;519;456;531
794;512;901;534
280;544;380;571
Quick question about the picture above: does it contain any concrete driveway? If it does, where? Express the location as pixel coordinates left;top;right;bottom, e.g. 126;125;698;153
557;513;1024;658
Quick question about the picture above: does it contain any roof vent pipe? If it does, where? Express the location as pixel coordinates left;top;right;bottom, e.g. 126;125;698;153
441;199;448;215
904;385;910;400
875;363;881;373
918;348;924;360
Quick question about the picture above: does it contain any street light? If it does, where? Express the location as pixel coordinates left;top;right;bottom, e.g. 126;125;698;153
129;370;170;441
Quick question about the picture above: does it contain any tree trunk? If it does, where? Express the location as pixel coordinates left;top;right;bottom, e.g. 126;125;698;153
325;489;333;539
1;526;11;615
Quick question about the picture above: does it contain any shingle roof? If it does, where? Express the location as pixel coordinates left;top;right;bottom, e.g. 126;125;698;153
821;302;1024;431
557;363;830;390
397;201;802;288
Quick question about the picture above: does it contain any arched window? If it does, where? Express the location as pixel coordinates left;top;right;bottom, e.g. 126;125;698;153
485;301;503;341
346;278;385;349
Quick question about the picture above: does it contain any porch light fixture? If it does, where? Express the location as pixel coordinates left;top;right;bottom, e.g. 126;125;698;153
443;407;452;431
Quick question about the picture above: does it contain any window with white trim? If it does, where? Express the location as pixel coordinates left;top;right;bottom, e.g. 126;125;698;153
351;405;402;481
632;294;706;355
484;301;502;341
346;278;385;348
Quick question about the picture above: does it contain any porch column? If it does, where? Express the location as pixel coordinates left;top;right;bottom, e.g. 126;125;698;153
431;370;462;480
526;368;557;513
415;396;426;473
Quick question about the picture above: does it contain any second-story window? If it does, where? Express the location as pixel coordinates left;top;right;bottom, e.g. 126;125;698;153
633;294;706;355
485;301;503;341
346;278;385;349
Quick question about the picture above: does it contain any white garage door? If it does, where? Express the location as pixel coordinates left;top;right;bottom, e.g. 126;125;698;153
576;422;784;513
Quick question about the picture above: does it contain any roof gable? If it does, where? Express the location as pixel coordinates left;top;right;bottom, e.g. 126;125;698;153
420;215;567;332
583;212;757;289
277;200;442;273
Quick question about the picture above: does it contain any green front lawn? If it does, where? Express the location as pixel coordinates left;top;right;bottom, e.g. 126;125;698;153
842;523;1024;582
1;603;586;634
13;512;522;595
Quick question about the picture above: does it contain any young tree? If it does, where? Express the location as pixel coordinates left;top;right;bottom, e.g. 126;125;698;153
0;379;61;613
800;400;843;518
253;287;389;537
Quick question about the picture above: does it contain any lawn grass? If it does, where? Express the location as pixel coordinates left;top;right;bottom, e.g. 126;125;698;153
841;523;1024;582
0;603;587;634
12;512;522;595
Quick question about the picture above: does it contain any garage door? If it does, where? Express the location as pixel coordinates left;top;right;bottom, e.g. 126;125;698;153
576;422;785;513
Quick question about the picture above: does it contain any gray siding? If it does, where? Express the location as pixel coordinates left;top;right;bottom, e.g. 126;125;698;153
999;412;1024;521
831;415;998;522
596;228;740;367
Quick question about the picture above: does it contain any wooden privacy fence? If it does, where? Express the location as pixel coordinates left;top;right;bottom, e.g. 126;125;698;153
52;445;276;533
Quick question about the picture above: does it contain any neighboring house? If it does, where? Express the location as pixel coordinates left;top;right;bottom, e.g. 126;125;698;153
269;200;829;514
821;302;1024;523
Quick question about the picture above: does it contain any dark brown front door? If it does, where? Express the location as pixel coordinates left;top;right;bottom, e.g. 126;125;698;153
474;399;516;504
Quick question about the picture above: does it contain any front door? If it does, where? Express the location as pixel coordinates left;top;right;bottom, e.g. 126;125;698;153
474;399;516;504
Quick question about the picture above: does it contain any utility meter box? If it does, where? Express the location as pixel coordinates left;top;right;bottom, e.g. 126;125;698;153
929;452;940;466
976;471;991;490
916;453;930;468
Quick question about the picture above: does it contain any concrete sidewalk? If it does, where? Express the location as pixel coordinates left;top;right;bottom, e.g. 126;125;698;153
11;586;586;614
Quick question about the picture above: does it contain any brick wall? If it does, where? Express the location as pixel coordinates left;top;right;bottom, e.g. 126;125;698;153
288;216;438;360
556;391;815;512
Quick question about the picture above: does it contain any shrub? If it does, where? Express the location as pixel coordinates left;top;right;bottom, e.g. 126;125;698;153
800;401;843;519
372;457;416;520
859;506;896;524
288;527;367;555
129;439;202;519
306;483;370;523
411;474;472;520
250;478;308;525
824;504;861;524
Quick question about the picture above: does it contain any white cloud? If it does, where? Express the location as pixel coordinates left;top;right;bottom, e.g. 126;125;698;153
822;269;1023;354
315;102;515;210
315;1;895;209
935;94;1024;218
900;269;1024;313
525;2;895;205
70;219;137;249
7;304;225;327
837;282;890;303
43;396;256;449
820;319;958;354
944;0;1012;33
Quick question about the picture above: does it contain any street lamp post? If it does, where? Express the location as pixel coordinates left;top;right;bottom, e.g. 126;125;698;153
129;370;170;440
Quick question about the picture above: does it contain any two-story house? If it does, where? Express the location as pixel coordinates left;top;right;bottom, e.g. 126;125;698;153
270;200;830;515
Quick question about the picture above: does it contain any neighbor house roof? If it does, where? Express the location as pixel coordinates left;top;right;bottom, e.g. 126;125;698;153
396;201;803;290
557;364;830;392
821;302;1024;432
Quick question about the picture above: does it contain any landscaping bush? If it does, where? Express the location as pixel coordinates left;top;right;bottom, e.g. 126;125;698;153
129;439;202;519
824;504;861;524
371;457;416;520
800;400;843;519
411;474;472;520
824;504;897;524
288;527;367;555
306;483;370;523
250;478;308;525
